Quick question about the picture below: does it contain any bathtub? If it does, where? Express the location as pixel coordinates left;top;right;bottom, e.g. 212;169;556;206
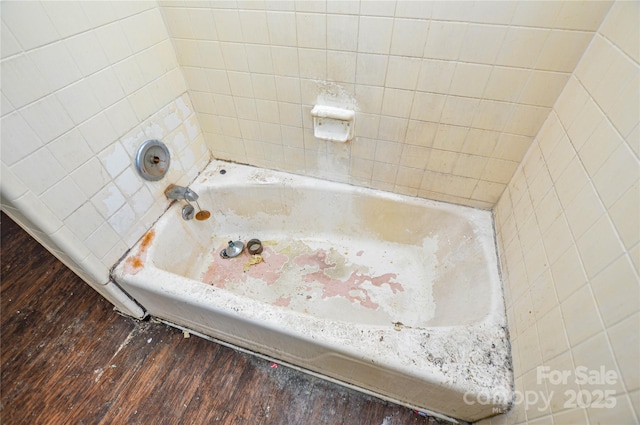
112;160;512;423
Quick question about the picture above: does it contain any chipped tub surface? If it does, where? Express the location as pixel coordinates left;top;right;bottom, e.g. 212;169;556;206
112;160;512;423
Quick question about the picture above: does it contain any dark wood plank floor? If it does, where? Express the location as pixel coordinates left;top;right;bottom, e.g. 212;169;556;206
1;212;442;425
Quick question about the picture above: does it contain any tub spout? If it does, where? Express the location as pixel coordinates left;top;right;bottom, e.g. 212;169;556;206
164;184;199;202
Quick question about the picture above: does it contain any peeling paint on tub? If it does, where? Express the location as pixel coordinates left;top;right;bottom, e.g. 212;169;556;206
293;249;402;310
273;296;292;307
122;229;155;275
199;239;416;322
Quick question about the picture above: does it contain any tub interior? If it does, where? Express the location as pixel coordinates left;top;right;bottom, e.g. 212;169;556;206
144;167;495;329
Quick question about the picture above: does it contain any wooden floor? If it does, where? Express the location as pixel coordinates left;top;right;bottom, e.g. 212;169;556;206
0;213;441;425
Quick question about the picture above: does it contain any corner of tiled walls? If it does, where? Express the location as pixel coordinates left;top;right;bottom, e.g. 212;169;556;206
487;1;639;424
159;0;611;210
0;1;209;314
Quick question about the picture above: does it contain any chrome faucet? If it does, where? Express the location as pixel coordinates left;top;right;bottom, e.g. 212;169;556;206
164;184;199;202
164;184;201;220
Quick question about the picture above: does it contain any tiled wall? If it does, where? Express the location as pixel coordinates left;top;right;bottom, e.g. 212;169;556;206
488;1;639;423
0;1;209;313
160;0;611;209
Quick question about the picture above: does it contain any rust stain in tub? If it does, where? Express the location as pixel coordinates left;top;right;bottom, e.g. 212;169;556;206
123;229;155;274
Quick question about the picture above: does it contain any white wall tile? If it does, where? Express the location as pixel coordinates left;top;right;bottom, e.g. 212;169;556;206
327;51;357;83
449;62;492;98
416;59;455;94
458;24;506;64
296;13;326;49
440;96;479;128
20;95;74;144
0;112;44;166
423;21;466;60
410;92;445;122
99;142;130;179
472;100;512;132
1;21;22;59
239;10;270;44
563;182;605;240
327;14;359;51
385;56;420;90
1;54;51;109
65;32;111;77
220;42;249;71
10;147;67;195
355;53;388;86
85;222;121;259
355;84;384;114
79;112;119;154
390;18;429;57
1;1;59;50
29;42;82;92
380;89;413;119
48;130;94;174
64;202;106;241
70;157;111;199
536;30;593;73
41;177;85;220
245;44;274;74
358;16;394;54
271;46;300;77
86;68;126;109
298;48;326;80
266;11;297;46
496;27;549;68
377;116;408;143
55;80;103;125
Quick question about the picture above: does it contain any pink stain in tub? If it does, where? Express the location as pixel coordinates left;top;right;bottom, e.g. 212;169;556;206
245;248;289;283
201;244;403;310
201;246;288;288
293;250;403;309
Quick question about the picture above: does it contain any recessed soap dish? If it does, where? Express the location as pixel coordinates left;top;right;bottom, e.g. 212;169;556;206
311;105;355;143
135;139;170;181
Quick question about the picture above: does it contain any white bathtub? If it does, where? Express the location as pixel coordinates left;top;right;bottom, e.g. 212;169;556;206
112;160;512;423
